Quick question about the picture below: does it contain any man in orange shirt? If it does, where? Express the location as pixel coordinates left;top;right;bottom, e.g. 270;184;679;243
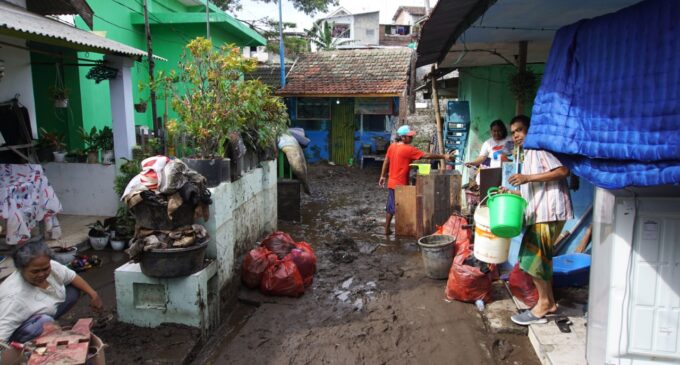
379;125;453;235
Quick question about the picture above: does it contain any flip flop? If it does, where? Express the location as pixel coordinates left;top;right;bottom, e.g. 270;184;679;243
511;310;548;326
555;317;573;333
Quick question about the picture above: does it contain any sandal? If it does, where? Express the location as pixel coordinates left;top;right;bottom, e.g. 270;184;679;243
511;310;548;326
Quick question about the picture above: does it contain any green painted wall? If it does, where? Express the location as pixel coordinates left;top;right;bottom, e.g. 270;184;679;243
31;50;86;151
457;64;544;162
73;0;264;132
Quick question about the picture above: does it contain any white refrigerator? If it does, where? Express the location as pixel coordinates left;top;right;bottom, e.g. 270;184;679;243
588;186;680;364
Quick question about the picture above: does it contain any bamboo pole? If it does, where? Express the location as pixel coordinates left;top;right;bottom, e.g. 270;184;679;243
430;65;445;168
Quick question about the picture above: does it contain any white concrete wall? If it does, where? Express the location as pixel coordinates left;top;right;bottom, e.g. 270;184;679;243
0;36;37;138
43;162;119;216
353;12;380;46
200;160;278;288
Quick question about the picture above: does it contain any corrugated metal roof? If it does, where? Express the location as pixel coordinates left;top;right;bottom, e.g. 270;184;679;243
0;2;150;58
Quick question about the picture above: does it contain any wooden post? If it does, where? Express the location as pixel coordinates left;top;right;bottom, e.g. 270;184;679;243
143;0;159;137
430;65;446;168
515;40;528;115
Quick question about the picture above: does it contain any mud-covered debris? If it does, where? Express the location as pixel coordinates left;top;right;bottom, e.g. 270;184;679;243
330;247;357;264
341;277;354;289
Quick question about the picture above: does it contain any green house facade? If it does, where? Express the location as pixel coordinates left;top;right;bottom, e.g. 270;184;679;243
33;0;264;150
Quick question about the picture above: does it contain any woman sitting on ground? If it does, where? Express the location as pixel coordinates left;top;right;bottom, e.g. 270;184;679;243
0;241;103;346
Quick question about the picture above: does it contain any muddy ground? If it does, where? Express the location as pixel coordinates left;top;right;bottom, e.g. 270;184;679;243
193;164;540;365
60;163;539;364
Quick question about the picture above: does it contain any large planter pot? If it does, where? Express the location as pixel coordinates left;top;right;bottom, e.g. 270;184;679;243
53;151;67;163
139;239;209;278
102;150;114;165
89;233;109;250
182;158;223;188
219;158;230;183
110;237;129;251
134;103;147;113
230;155;243;182
52;246;77;265
37;147;54;163
86;151;98;164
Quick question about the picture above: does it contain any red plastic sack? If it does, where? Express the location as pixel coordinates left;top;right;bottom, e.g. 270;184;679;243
445;249;493;303
508;263;538;307
242;247;278;289
285;241;317;287
260;259;305;297
262;231;296;259
437;215;472;255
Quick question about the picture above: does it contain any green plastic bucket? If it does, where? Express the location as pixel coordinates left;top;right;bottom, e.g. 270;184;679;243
487;187;527;238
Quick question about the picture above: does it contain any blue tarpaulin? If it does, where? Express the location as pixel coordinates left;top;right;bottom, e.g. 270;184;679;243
525;0;680;189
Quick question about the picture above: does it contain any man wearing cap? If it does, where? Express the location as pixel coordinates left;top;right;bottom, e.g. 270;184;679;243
379;125;453;235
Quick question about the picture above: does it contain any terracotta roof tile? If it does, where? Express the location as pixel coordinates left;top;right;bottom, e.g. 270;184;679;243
279;48;414;96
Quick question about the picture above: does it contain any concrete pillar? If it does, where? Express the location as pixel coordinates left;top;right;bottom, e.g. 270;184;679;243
106;55;136;160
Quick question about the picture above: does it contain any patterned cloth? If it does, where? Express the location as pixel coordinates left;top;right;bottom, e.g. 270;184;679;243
519;149;573;225
0;164;62;245
518;221;566;281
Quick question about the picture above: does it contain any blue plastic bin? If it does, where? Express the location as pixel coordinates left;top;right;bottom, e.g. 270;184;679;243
552;253;591;288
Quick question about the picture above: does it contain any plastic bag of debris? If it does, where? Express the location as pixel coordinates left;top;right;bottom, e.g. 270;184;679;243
435;215;472;255
261;231;296;259
260;259;305;297
285;241;317;287
445;249;493;303
508;263;539;307
242;247;278;289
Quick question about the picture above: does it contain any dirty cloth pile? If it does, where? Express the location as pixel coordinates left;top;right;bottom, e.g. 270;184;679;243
242;231;317;297
0;164;62;245
121;156;212;222
127;224;208;261
121;156;212;261
435;215;497;303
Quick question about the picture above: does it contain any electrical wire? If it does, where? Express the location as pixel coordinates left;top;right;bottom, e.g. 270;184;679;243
617;190;638;364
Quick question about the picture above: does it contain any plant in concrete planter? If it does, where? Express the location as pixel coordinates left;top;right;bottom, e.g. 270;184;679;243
87;220;110;250
39;128;67;162
79;127;100;163
99;126;114;164
169;37;259;186
49;86;70;108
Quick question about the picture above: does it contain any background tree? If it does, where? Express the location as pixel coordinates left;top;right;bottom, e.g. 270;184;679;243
215;0;338;15
306;21;349;51
259;19;310;60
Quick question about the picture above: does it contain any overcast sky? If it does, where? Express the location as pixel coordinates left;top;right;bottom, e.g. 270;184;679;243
231;0;438;32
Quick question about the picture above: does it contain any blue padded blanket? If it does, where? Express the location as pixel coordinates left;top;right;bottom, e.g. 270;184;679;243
525;0;680;189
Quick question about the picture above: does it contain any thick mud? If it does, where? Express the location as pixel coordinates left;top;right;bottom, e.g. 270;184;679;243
196;164;540;365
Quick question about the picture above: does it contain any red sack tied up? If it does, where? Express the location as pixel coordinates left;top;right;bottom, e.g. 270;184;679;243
508;263;539;307
260;259;305;297
445;249;493;303
261;231;296;259
285;241;317;287
242;246;278;289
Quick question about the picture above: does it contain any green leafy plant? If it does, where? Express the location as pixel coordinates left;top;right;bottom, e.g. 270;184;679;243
114;206;136;238
79;127;100;153
39;128;66;152
99;126;114;151
48;86;70;100
87;220;110;238
305;21;351;51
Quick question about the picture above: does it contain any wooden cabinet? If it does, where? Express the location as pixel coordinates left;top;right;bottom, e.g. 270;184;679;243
395;172;462;238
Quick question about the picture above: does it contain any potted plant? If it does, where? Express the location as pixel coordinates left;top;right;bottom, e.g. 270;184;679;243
165;119;180;157
168;37;253;187
39;128;67;162
134;98;147;113
111;207;135;251
52;245;77;265
79;127;100;163
87;220;110;250
99;126;114;164
49;86;70;108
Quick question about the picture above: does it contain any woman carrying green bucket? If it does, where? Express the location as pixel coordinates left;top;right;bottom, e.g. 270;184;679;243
500;115;573;326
